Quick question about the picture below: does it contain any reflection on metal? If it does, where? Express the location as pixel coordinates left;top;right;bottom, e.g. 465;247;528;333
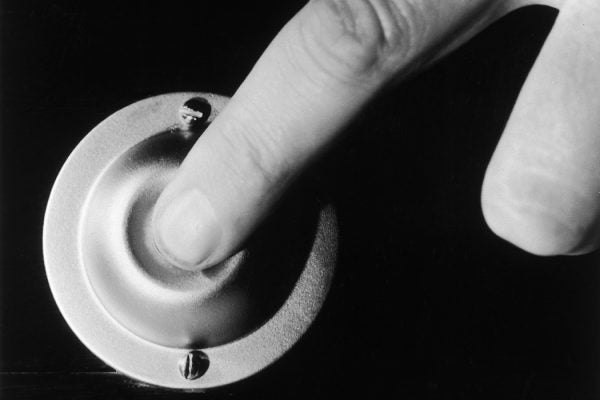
43;93;337;389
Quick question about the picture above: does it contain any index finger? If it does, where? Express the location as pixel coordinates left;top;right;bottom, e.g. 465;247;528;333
153;0;517;270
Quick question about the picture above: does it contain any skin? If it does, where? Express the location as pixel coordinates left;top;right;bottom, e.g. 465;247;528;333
152;0;599;271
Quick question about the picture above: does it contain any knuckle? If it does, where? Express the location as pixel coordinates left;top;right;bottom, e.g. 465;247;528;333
482;170;598;256
298;0;425;81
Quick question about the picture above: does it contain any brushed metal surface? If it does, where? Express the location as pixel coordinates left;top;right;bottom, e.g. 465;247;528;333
43;92;338;389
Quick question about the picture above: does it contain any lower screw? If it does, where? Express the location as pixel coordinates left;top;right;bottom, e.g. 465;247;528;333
179;350;209;380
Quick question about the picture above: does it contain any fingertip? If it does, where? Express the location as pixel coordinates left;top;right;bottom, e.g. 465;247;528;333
153;188;222;271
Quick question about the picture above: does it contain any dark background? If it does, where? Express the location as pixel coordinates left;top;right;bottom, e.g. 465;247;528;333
2;1;600;399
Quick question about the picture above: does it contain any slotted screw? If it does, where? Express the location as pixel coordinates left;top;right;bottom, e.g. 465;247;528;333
178;350;209;380
179;97;211;129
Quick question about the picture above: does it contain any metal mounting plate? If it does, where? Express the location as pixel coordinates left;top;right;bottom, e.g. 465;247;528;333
43;92;337;389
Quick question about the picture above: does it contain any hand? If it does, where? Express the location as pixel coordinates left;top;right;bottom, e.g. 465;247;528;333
152;0;597;271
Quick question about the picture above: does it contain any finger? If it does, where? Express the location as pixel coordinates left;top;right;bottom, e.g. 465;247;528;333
482;0;600;255
154;0;511;271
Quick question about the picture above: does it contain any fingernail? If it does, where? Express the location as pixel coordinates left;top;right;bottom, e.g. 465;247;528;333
153;189;221;271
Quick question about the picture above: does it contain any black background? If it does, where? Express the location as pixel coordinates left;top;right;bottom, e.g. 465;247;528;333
2;1;600;399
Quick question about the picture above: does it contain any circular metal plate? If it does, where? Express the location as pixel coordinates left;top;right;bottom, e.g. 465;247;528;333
43;92;337;389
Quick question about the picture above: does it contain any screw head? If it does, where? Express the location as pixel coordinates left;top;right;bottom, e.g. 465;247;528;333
178;350;209;380
178;97;211;129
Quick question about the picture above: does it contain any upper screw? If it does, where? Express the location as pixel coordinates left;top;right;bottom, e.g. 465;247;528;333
178;350;209;380
179;97;212;129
